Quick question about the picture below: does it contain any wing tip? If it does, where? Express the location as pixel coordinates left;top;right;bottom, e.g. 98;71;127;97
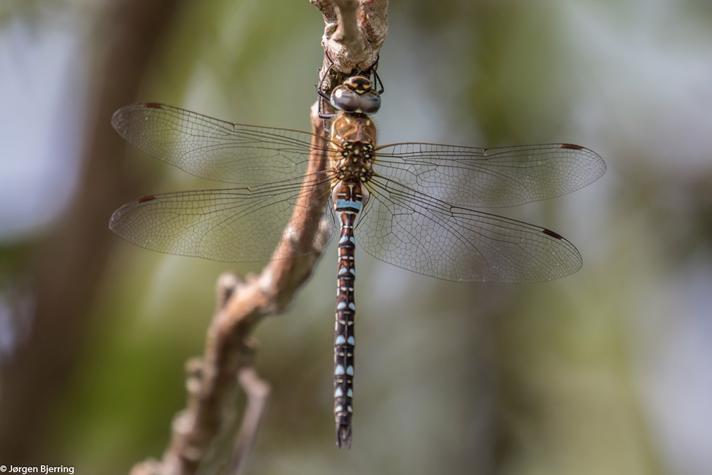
108;207;124;234
108;201;132;234
108;195;156;234
562;142;606;168
111;102;166;135
558;143;607;187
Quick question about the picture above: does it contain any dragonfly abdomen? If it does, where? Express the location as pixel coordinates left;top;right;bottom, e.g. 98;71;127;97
332;180;364;448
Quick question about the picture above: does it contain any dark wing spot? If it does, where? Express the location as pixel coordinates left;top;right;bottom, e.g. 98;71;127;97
144;102;163;109
542;228;564;240
560;143;584;150
137;194;157;203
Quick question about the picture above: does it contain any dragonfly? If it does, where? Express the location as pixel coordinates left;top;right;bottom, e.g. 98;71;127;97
109;75;605;448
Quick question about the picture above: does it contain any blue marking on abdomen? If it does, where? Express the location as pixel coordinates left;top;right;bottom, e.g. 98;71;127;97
335;199;362;212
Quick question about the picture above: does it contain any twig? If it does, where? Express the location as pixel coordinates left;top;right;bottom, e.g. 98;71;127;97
229;367;271;475
130;2;388;473
130;106;331;475
312;0;389;100
312;0;388;74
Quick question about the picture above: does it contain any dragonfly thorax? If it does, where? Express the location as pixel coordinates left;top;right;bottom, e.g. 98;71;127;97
330;109;377;185
334;141;375;183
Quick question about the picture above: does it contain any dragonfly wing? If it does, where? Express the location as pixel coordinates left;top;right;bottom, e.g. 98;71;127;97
358;177;582;282
109;174;333;262
374;142;605;208
112;103;330;185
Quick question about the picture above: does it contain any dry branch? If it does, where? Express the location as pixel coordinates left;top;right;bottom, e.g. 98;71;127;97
312;0;389;97
228;367;271;474
312;0;388;74
131;2;388;473
130;107;331;475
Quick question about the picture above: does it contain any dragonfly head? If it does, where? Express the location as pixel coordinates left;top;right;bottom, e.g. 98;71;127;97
330;75;381;114
343;75;372;94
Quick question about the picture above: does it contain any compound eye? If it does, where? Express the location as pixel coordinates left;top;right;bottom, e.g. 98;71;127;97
358;92;381;114
330;86;360;112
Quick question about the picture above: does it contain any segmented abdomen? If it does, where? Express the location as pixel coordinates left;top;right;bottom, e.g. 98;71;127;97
332;181;363;448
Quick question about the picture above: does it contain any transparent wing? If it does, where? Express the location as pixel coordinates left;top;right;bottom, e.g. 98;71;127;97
358;177;582;282
112;103;330;185
374;143;605;208
109;173;333;262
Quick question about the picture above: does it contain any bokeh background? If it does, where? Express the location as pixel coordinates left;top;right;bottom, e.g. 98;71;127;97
1;0;711;474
